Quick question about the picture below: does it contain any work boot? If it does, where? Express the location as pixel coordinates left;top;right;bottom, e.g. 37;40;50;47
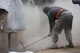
50;43;58;49
66;41;74;48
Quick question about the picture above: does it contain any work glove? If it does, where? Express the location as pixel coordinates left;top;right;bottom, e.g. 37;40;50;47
48;32;52;37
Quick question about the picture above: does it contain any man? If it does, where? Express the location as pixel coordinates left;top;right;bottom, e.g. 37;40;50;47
43;6;74;49
0;0;25;52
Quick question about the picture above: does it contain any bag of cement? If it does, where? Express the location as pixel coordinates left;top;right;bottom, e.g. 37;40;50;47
7;0;26;32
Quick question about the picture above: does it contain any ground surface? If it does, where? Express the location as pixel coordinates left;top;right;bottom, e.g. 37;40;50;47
35;47;80;53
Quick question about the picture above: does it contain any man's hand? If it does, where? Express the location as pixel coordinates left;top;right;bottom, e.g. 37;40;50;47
48;32;52;37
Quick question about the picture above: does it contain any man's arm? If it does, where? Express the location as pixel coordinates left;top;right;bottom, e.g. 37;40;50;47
48;14;55;33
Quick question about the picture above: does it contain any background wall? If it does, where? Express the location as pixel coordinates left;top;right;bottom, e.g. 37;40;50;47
10;0;80;51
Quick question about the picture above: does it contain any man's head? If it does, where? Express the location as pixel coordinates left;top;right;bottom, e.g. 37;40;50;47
43;7;50;14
